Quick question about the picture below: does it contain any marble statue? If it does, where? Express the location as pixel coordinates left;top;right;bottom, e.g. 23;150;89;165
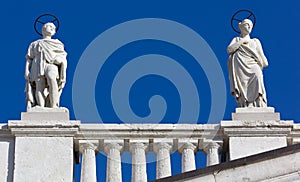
24;22;67;109
227;19;268;107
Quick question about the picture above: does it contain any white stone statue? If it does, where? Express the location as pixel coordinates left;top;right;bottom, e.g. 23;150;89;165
227;19;268;107
24;22;67;109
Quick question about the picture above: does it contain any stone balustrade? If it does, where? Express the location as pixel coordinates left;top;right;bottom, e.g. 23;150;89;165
1;117;299;182
74;124;223;182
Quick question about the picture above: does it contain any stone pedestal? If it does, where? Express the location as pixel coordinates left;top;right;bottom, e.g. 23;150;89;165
222;107;293;160
232;107;280;121
21;107;69;120
8;110;79;182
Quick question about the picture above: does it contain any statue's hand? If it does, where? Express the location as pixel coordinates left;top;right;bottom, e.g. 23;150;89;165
58;79;66;90
24;72;29;80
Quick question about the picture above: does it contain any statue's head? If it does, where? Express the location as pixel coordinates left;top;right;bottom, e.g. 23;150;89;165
42;22;56;37
238;19;253;34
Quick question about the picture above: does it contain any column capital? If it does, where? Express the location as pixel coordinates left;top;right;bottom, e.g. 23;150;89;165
178;142;197;154
203;142;222;154
104;142;123;154
153;142;172;154
129;142;148;154
79;140;98;153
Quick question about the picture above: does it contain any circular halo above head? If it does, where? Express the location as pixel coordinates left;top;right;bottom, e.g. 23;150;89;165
34;14;60;36
231;9;256;34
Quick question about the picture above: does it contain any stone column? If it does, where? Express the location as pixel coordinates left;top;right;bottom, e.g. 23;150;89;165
80;141;97;182
129;142;148;182
178;142;197;173
203;142;221;166
153;142;172;179
104;142;123;182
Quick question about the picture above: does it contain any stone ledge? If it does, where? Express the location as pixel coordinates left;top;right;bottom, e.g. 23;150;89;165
221;120;294;137
232;112;280;121
22;107;69;120
8;120;80;137
8;120;80;128
221;120;294;127
232;107;280;121
235;107;275;113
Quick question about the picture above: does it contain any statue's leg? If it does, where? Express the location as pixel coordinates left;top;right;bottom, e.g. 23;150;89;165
45;64;59;107
35;78;46;107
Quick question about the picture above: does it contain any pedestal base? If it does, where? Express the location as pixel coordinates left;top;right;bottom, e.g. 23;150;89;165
8;118;80;182
229;137;287;160
13;137;73;182
232;107;280;121
222;107;293;160
21;106;69;120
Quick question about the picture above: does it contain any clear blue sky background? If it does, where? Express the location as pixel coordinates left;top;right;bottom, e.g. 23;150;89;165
1;0;300;181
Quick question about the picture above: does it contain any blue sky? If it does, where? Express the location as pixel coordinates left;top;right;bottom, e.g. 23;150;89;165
1;0;300;181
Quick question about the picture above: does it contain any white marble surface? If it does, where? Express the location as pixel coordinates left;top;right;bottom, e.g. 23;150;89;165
130;143;148;182
80;143;97;182
13;137;74;182
178;142;197;173
181;147;300;182
0;138;14;182
235;107;275;113
21;107;69;120
227;19;268;107
25;22;67;109
232;107;280;121
104;142;123;182
153;143;172;179
229;137;287;160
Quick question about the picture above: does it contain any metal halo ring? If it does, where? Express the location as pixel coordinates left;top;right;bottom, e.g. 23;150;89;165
231;10;256;33
34;14;60;36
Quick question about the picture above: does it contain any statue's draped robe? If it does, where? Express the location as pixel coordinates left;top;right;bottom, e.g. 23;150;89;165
228;37;267;107
25;39;67;107
26;39;67;81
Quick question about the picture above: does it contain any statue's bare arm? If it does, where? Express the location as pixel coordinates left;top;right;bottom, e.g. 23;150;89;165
24;58;32;80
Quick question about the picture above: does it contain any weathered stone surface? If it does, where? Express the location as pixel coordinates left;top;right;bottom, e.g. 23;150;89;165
229;137;287;160
235;107;275;113
215;148;300;182
227;19;268;108
21;107;69;120
222;119;292;160
8;120;80;137
13;137;74;182
153;144;300;182
79;141;98;182
0;138;14;182
232;107;280;121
